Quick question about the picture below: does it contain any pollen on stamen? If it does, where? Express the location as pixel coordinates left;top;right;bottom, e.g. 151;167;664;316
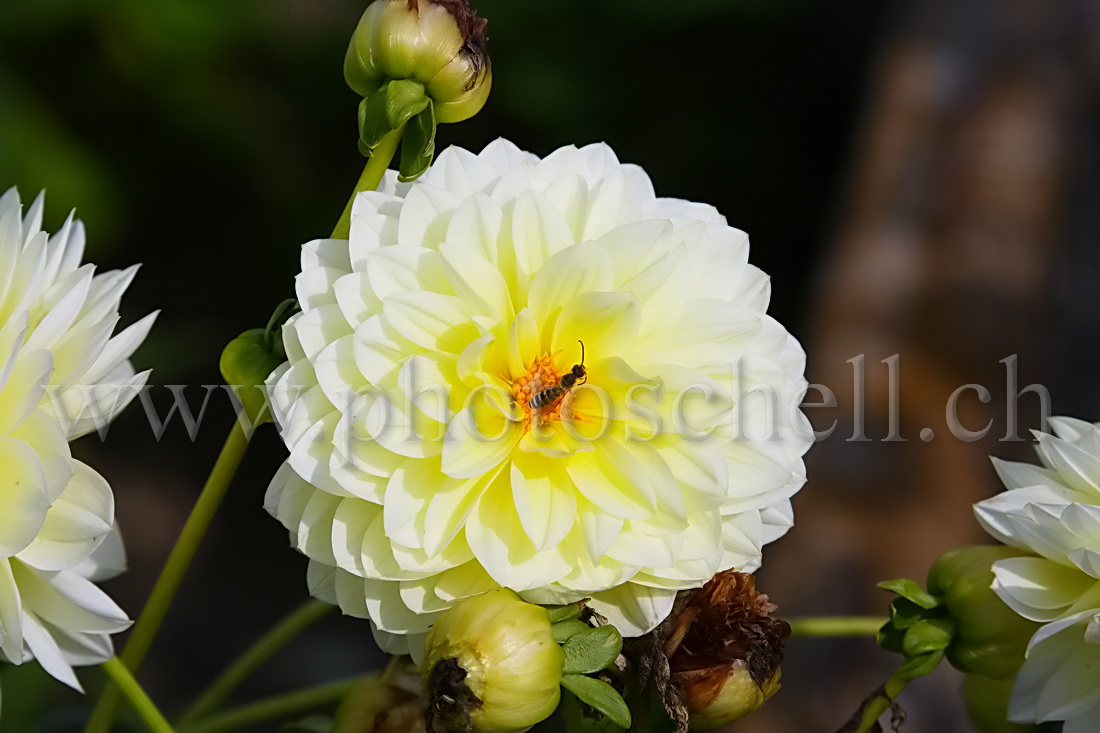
512;356;563;431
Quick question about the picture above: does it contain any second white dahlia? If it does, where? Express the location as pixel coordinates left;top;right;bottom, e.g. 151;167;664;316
976;417;1100;731
0;188;152;688
266;140;810;646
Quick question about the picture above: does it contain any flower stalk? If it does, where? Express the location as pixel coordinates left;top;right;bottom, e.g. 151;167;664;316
849;673;909;733
177;599;334;726
179;675;370;733
331;127;403;239
788;616;887;637
100;657;175;733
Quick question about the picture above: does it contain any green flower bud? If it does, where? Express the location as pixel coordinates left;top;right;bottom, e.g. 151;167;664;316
219;299;296;423
666;572;790;730
422;589;564;733
345;0;491;124
961;675;1037;733
927;545;1041;679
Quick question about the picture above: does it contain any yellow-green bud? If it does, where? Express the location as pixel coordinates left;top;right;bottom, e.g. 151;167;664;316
927;545;1041;679
684;665;781;730
345;0;491;124
422;589;564;733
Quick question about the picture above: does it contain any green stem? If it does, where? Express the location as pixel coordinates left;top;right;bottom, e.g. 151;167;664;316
86;421;252;733
179;676;370;733
851;674;909;733
177;599;334;726
330;129;403;239
100;657;175;733
787;616;886;637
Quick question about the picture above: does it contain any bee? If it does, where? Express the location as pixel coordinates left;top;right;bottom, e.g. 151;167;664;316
529;341;587;409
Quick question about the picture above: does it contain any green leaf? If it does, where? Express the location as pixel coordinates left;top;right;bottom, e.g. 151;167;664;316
545;602;585;624
562;626;623;674
903;618;955;657
553;618;592;644
398;103;436;182
358;86;391;150
888;597;928;630
385;79;430;130
560;675;631;729
876;621;906;653
879;578;941;610
896;649;945;680
562;690;629;733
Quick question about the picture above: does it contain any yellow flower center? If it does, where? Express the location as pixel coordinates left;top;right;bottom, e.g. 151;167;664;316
512;354;565;431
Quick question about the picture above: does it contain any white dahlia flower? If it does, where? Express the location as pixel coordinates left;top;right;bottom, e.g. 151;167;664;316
266;140;810;649
0;188;153;688
975;417;1100;731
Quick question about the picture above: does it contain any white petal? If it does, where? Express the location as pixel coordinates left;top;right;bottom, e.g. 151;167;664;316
586;583;676;637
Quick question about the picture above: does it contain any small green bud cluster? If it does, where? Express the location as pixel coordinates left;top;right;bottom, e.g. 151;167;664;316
877;546;1042;732
345;0;491;180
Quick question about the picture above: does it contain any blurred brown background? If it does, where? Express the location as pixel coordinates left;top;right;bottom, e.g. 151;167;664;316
2;0;1096;730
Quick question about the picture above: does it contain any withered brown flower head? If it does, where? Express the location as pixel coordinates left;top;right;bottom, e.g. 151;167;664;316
665;571;791;716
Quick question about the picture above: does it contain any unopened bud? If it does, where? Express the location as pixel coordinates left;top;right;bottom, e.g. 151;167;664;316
421;589;563;733
666;571;790;730
219;300;297;423
345;0;491;124
927;546;1041;679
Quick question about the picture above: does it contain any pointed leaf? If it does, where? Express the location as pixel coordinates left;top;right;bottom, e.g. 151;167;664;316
888;597;927;630
545;602;586;624
876;622;906;653
896;649;945;680
398;103;437;182
554;618;592;644
878;578;940;610
358;85;392;150
560;675;631;729
902;618;955;657
385;79;430;130
562;627;623;674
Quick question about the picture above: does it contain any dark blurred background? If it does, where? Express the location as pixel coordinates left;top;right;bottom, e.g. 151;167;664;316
2;0;1096;730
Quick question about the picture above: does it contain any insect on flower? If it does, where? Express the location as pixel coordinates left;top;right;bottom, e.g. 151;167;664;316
529;340;587;410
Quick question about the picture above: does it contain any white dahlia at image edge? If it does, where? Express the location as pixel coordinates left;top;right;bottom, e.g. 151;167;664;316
974;417;1100;731
0;188;155;689
266;140;811;652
